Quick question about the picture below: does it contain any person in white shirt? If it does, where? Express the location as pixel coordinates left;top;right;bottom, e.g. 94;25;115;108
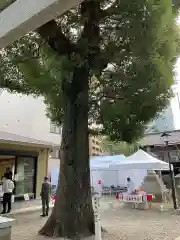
1;173;14;214
127;177;135;194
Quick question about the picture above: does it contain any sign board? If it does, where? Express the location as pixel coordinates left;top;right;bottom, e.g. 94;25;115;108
14;174;18;181
119;194;143;203
24;194;29;201
98;180;102;185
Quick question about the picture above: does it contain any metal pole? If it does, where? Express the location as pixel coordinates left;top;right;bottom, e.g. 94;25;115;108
166;144;177;209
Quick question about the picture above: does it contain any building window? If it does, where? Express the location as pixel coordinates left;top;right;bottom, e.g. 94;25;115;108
50;121;61;134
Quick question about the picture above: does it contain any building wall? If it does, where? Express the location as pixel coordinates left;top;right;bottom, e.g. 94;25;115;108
36;148;49;196
0;91;61;145
144;145;180;163
48;158;60;174
0;142;49;197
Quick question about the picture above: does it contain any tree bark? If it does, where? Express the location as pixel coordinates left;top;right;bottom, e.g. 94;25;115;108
39;65;94;238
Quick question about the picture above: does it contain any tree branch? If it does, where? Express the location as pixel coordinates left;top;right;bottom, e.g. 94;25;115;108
37;20;76;56
100;0;128;20
0;78;38;95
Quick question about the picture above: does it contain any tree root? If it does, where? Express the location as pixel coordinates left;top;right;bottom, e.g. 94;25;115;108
38;215;58;237
39;216;95;238
39;212;106;238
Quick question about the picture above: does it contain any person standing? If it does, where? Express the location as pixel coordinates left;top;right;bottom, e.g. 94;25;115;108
127;177;135;194
1;173;14;214
40;176;52;217
5;167;12;180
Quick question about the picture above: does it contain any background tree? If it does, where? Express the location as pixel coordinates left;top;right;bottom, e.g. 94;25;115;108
100;137;139;156
146;125;160;133
0;0;178;238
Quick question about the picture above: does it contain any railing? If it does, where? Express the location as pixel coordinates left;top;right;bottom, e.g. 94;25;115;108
118;194;144;203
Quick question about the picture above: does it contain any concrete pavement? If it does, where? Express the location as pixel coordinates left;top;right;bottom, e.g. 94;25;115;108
11;202;180;240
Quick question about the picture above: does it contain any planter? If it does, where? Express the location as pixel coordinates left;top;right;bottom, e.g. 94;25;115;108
0;216;15;240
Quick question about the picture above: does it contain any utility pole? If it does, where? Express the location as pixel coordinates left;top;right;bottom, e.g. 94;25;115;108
161;132;178;209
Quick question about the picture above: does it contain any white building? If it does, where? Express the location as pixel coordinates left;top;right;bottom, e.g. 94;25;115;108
0;90;61;174
0;90;61;145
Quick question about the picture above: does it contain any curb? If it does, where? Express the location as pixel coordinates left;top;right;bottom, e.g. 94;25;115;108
3;199;110;217
3;204;54;217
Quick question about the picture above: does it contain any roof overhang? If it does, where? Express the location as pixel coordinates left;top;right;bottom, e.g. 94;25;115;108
0;139;59;149
0;131;60;149
143;143;180;148
0;0;83;49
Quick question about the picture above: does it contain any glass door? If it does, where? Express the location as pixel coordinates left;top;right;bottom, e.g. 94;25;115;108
15;156;36;196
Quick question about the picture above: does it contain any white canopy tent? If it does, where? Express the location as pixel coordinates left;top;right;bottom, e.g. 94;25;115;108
109;150;170;189
110;149;170;171
90;154;126;170
90;155;125;191
90;150;170;191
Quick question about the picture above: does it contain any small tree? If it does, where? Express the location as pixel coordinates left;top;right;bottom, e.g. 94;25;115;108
0;0;178;238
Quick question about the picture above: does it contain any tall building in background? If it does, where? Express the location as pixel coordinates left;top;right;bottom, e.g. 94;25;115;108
147;105;175;133
89;137;103;156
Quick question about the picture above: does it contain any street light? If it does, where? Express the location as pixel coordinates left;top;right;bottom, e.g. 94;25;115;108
161;132;178;209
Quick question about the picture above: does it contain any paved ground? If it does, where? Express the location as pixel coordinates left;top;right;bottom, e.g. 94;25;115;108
11;202;180;240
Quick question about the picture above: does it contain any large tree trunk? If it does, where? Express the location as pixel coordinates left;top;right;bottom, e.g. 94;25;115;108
39;66;95;238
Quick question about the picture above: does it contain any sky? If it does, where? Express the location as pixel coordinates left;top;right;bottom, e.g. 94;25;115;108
168;16;180;129
172;58;180;129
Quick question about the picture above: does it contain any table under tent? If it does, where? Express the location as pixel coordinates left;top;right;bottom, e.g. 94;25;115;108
90;150;170;195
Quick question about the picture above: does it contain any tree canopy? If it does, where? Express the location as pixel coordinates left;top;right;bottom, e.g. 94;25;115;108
0;0;178;143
